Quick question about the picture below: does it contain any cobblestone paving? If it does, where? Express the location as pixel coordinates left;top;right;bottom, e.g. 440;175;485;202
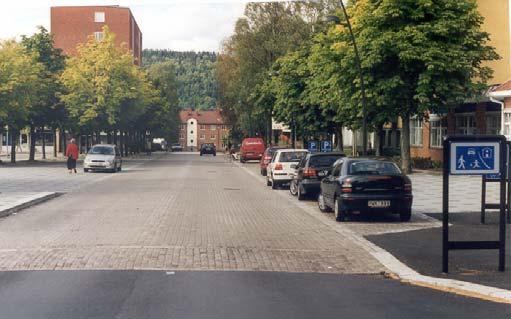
0;154;384;273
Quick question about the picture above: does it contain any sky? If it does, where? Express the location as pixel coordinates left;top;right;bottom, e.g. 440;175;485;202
0;0;287;52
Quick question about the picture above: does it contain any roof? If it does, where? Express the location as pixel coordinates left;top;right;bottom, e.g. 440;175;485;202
493;79;511;92
180;109;227;124
490;80;511;99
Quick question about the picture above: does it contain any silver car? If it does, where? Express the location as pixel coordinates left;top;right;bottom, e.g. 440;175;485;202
83;144;122;173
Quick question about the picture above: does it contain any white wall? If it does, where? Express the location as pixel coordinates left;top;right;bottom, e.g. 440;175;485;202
187;118;198;148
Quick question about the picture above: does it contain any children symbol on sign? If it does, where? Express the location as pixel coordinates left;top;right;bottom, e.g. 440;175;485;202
458;155;466;169
471;159;481;169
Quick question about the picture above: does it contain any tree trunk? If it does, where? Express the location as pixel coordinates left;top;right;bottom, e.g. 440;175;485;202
374;124;383;157
401;114;412;174
10;129;18;164
113;129;118;146
42;127;46;160
62;130;67;155
336;126;344;152
53;128;57;158
29;125;36;161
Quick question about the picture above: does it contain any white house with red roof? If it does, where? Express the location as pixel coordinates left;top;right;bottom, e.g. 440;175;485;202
178;109;231;151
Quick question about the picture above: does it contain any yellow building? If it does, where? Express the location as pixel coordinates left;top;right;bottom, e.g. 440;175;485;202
478;0;511;85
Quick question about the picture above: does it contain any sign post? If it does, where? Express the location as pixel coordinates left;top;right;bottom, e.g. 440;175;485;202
443;135;507;273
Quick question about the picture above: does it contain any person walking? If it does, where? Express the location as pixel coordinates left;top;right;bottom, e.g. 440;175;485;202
65;138;79;174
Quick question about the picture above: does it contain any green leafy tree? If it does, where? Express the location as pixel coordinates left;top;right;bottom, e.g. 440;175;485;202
0;40;44;163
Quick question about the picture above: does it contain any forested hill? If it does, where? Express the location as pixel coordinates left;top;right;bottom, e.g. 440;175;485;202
143;50;218;110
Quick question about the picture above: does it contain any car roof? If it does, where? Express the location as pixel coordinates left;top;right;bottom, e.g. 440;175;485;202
309;152;345;157
276;149;308;153
91;144;116;147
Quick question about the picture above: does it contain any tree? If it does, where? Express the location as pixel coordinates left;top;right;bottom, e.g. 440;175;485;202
352;0;498;172
0;40;44;163
21;26;66;161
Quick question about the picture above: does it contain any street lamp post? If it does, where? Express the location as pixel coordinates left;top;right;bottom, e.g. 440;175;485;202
327;2;368;156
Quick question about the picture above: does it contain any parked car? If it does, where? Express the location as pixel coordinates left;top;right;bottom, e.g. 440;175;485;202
240;137;265;163
171;143;183;152
83;144;122;173
200;143;216;156
318;158;413;222
266;149;309;189
260;146;286;176
290;152;345;200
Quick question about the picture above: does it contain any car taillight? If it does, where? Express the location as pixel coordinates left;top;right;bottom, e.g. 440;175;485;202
275;163;283;170
341;179;352;193
404;183;412;192
264;156;272;160
303;168;317;177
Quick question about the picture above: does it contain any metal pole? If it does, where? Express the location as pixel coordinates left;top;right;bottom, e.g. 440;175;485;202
481;175;486;224
339;1;367;156
499;141;506;271
442;138;449;273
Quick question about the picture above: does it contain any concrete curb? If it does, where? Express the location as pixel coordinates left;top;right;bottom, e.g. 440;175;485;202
0;193;62;218
236;162;511;304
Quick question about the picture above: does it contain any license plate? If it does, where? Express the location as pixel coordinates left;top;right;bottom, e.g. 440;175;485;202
368;200;390;208
318;170;328;177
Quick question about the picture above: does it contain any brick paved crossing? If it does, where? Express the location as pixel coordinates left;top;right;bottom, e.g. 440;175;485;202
0;154;384;273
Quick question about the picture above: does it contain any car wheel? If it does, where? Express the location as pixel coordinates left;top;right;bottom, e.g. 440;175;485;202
84;168;89;173
334;197;347;222
117;165;122;172
266;176;272;186
240;158;245;163
213;153;216;156
318;192;331;213
400;209;412;222
289;180;298;196
111;164;117;173
297;183;305;200
200;153;203;156
271;176;279;189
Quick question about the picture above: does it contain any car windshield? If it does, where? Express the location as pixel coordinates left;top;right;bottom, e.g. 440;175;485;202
348;161;401;175
279;151;307;163
88;146;114;155
309;155;343;168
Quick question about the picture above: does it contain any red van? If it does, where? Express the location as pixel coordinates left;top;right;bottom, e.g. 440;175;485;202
240;137;265;163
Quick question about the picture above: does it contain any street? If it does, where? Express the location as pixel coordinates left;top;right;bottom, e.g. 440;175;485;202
0;153;510;317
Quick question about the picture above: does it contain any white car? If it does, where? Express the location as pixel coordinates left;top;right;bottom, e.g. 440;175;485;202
83;144;122;173
266;149;309;189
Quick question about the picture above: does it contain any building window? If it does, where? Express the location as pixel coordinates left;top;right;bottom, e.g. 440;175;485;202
455;114;477;135
503;113;511;139
94;12;105;23
486;114;501;135
94;32;104;42
200;124;206;130
181;125;185;130
430;120;447;148
210;125;217;130
179;133;184;139
410;119;423;147
200;134;205;140
210;135;216;140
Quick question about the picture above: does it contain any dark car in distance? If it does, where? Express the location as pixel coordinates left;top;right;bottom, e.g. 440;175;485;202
200;143;216;156
260;146;285;176
290;152;345;200
318;158;413;222
171;143;183;152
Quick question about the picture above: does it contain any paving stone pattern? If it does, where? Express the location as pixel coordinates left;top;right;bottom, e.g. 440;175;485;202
0;154;384;273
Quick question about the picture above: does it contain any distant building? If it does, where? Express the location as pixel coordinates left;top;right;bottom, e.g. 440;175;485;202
51;5;142;65
179;109;231;151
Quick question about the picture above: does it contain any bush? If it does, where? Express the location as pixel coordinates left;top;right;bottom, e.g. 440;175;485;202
411;157;442;169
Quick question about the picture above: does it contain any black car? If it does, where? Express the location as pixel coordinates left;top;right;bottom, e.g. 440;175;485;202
171;143;183;152
290;152;345;200
318;158;413;222
200;143;216;156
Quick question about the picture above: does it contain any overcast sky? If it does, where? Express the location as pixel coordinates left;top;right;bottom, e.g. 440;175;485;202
0;0;285;52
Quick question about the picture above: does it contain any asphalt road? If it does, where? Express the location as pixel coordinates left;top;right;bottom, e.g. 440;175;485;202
0;271;510;319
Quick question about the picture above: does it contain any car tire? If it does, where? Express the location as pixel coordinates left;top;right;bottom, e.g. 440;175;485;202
200;153;203;156
240;158;245;163
297;183;305;200
289;179;298;196
117;165;122;172
266;176;272;186
84;168;89;173
400;209;412;222
271;177;279;190
318;192;331;213
334;197;347;222
213;153;216;156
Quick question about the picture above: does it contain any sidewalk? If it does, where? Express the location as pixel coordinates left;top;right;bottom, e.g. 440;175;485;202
0;192;60;218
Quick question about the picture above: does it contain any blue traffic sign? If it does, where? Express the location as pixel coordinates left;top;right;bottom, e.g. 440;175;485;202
321;140;332;152
450;142;500;175
307;141;319;152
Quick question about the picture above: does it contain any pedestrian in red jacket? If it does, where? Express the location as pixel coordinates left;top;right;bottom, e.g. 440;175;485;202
65;138;79;174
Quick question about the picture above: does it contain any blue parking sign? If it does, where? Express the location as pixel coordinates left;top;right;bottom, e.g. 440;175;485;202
450;142;500;175
307;141;318;152
321;140;332;152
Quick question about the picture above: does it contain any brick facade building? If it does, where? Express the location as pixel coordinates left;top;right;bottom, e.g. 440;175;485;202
179;109;231;151
51;5;142;65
